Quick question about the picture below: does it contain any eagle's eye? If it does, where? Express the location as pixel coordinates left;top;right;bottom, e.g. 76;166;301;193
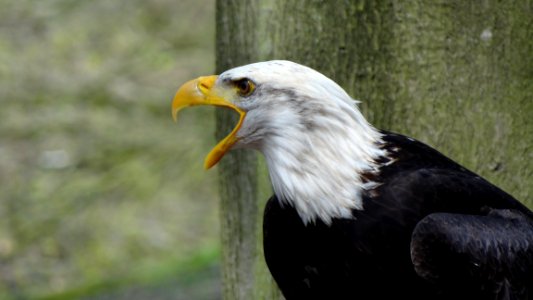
233;78;255;97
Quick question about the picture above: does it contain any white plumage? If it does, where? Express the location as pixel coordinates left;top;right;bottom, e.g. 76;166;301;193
219;60;386;224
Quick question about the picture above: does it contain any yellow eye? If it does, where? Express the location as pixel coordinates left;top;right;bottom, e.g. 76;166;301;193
234;78;255;97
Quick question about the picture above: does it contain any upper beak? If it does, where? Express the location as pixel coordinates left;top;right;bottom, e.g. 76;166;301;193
172;75;246;169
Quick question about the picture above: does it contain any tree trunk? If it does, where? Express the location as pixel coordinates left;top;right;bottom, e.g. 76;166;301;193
269;0;532;205
215;1;281;299
215;0;532;298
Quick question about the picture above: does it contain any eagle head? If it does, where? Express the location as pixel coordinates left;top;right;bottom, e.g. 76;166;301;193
172;60;385;224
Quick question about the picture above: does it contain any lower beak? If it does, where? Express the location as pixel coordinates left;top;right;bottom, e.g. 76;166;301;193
172;75;246;169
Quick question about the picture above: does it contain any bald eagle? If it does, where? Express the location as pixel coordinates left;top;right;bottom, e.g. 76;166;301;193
172;60;533;299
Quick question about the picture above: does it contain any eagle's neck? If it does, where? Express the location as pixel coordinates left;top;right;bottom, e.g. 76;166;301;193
260;101;385;225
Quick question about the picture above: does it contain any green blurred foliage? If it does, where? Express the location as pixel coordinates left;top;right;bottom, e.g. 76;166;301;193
0;0;218;298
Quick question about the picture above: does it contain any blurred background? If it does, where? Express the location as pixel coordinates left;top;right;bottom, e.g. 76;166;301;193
0;0;221;299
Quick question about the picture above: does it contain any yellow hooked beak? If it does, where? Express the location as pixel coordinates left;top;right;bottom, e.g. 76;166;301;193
172;75;246;169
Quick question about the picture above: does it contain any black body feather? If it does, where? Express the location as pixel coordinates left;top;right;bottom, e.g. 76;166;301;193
263;132;533;299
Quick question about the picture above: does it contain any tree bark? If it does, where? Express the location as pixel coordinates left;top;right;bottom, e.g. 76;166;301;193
216;0;532;298
269;0;532;205
215;1;281;299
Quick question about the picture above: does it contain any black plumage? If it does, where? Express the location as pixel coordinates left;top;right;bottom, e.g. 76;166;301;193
263;132;533;300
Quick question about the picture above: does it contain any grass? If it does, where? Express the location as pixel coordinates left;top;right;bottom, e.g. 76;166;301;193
36;246;220;300
0;0;219;298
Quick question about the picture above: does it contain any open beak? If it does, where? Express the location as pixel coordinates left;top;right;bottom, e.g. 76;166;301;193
172;75;246;169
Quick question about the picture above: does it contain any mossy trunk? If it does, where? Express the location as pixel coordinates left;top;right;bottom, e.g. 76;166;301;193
215;1;281;299
270;0;532;205
216;0;532;298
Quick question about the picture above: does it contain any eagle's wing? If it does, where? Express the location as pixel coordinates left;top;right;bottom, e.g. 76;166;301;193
410;209;533;299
